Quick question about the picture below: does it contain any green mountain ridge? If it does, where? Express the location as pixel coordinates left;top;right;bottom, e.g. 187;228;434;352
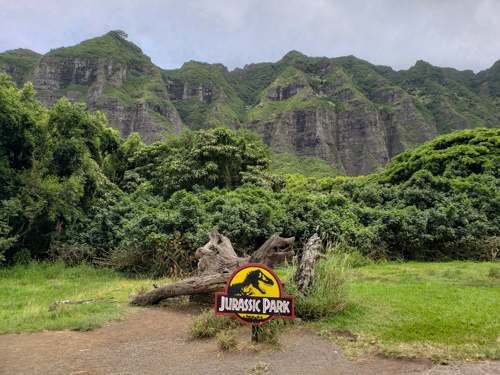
1;31;499;176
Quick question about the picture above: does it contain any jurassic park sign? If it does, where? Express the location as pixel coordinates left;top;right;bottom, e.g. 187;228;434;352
215;263;294;325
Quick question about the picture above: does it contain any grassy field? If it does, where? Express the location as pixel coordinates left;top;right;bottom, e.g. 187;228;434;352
0;262;149;333
316;261;500;362
1;260;498;363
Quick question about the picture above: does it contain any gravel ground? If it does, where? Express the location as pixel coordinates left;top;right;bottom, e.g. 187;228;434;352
0;307;498;375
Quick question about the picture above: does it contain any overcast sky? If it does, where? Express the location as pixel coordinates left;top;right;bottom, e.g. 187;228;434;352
1;0;500;73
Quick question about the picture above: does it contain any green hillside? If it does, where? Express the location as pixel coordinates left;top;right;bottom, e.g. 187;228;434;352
0;48;40;71
46;30;152;67
1;32;500;176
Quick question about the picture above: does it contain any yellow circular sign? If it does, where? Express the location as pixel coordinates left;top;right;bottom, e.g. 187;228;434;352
215;263;294;325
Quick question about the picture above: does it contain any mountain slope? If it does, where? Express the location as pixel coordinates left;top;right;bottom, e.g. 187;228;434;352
3;31;183;144
1;32;499;176
162;60;245;130
0;48;40;84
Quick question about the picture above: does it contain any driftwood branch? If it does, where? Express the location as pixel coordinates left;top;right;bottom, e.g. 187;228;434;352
292;233;326;292
131;229;295;305
249;233;295;268
49;298;118;311
195;229;248;276
131;273;230;305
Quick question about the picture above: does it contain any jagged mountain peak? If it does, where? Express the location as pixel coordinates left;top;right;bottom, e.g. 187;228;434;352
45;30;152;67
280;50;307;61
171;60;231;84
278;51;332;75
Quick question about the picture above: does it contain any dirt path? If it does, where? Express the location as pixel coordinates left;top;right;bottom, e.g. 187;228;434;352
0;307;498;375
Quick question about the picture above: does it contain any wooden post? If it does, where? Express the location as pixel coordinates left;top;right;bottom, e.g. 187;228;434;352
252;325;264;342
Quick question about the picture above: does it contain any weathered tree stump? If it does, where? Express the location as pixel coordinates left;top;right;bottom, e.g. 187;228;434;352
292;233;326;292
131;229;295;305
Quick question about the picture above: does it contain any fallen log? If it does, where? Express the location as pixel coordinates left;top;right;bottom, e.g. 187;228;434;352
131;229;295;305
130;273;230;305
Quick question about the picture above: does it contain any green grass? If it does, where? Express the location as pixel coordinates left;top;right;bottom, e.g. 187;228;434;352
189;308;242;339
2;260;499;363
317;261;500;362
0;261;149;334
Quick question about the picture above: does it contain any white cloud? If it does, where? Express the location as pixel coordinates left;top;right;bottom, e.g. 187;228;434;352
1;0;499;72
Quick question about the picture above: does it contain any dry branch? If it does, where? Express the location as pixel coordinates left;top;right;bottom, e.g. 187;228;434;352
49;298;118;311
130;273;230;305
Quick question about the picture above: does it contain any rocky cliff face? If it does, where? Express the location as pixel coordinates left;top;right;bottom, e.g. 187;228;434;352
162;61;245;131
250;97;392;176
166;82;216;103
2;33;499;176
1;33;183;145
24;55;183;145
0;63;27;85
266;75;308;101
244;56;436;175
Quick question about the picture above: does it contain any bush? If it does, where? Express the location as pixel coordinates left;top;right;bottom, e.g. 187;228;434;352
251;319;290;346
49;244;95;266
488;265;500;279
190;309;242;339
286;244;349;320
346;248;374;268
216;330;238;351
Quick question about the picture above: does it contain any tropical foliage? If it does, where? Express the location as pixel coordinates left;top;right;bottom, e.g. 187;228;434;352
1;72;499;275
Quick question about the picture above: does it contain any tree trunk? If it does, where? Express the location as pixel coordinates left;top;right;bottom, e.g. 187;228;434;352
131;229;295;305
131;274;230;305
292;233;326;292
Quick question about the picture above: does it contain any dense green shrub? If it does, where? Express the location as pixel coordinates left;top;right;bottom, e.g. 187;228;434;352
339;129;500;260
57;182;372;275
2;71;499;268
57;127;500;272
382;128;500;184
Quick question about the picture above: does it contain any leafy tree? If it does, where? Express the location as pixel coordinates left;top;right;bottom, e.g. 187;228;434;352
102;132;144;186
0;74;47;199
382;128;500;184
132;127;282;198
0;74;122;261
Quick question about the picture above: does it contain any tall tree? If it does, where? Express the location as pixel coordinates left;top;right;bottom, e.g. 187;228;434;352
0;74;121;261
